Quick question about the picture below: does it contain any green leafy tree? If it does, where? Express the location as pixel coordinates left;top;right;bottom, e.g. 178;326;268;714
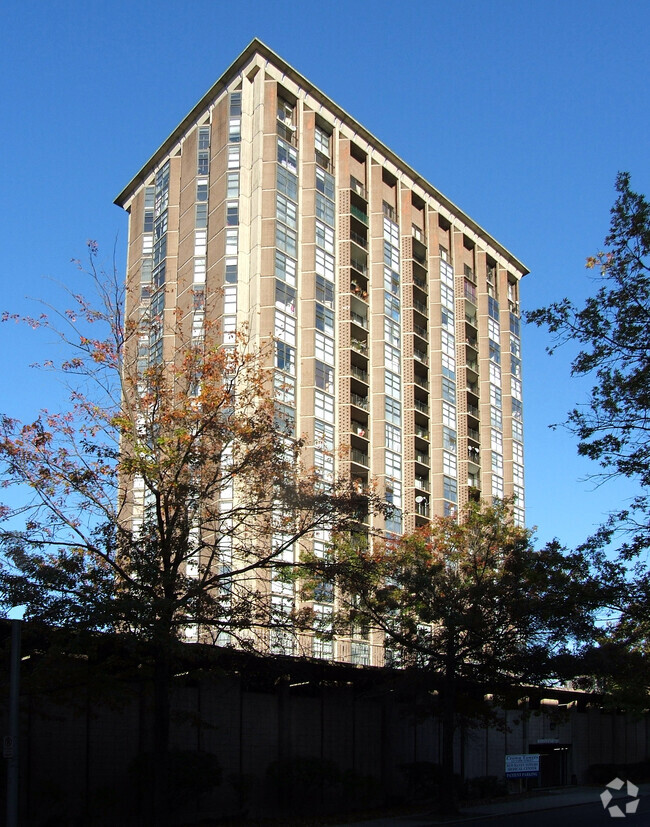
318;500;603;815
0;247;369;824
527;172;650;559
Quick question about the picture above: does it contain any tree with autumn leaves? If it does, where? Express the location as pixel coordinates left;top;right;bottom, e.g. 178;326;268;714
0;247;370;822
313;500;606;814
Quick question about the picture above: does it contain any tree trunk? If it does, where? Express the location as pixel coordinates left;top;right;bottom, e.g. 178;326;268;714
150;642;172;827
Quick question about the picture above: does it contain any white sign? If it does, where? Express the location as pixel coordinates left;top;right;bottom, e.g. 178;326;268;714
505;753;540;778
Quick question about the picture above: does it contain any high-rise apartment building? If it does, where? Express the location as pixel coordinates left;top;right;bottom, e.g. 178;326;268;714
115;40;527;665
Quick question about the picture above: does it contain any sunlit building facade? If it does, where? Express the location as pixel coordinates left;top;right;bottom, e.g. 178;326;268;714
116;40;528;666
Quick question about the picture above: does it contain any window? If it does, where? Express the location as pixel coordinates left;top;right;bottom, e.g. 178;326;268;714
512;398;523;420
441;329;455;358
443;476;457;503
275;403;296;436
277;166;298;201
228;117;241;143
194;229;206;257
441;308;454;331
385;477;402;509
442;377;456;403
276;194;297;229
225;201;238;226
316;167;335;200
315;220;334;253
510;313;521;337
384;241;399;271
491;406;503;429
384;266;400;295
230;92;242;116
385;423;401;452
315;249;335;281
197;126;210;175
441;283;454;311
492;475;504;499
226;172;239;198
196;178;208;202
489;341;501;364
511;376;522;400
225;257;238;284
275;342;295;374
492;452;503;474
385;397;401;425
315;361;334;394
275;280;296;314
276;223;297;257
315;450;334;482
314;390;335;423
275;250;296;287
274;371;295;405
512;418;523;442
385;450;401;478
513;463;524;487
315;419;334;451
443;451;457;477
385;370;401;400
225;228;238;255
513;442;524;464
491;428;503;453
490;384;502;409
383;217;399;247
277;139;297;174
384;292;400;321
274;311;296;345
488;296;500;321
223;286;237;314
488;318;500;343
511;336;521;359
315;303;334;335
511;355;522;377
316;275;334;306
489;361;501;386
384;317;400;348
442;401;456;429
315;332;334;364
315;125;331;157
227;145;240;169
316;193;335;226
443;426;456;453
440;259;454;286
384;344;400;373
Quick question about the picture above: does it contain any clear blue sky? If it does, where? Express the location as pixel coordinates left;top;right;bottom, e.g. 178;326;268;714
1;0;648;551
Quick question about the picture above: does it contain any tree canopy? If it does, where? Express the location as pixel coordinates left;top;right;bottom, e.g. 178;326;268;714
527;172;650;558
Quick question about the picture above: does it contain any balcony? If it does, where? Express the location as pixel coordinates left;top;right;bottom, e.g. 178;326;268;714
350;280;369;301
351;364;368;383
350;230;368;250
350;176;367;200
350;204;369;226
351;258;367;277
351;448;369;466
351;310;368;330
351;338;368;355
413;273;427;291
415;497;430;518
414;398;428;414
413;298;428;315
415;475;430;492
415;451;430;467
468;428;480;444
415;425;429;440
351;420;368;438
414;374;429;390
276;121;296;145
413;323;428;340
468;404;479;419
351;392;369;410
414;348;428;365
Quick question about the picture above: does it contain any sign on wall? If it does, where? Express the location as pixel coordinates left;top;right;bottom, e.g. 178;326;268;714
505;753;540;778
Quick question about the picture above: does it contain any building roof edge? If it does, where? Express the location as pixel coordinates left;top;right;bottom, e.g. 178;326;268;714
114;38;529;276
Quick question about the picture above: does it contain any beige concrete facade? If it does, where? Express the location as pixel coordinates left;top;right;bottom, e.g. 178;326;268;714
116;39;528;666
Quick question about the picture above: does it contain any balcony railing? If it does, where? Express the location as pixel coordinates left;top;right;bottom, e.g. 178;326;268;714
414;349;428;364
350;230;368;250
351;420;368;437
350;204;369;225
468;428;480;443
415;476;430;491
413;299;428;315
414;374;429;390
351;311;368;329
415;425;429;440
415;451;430;466
414;399;428;414
351;364;368;383
351;338;368;355
351;258;367;276
414;324;428;340
468;404;479;418
415;499;430;517
351;392;369;410
351;282;369;301
413;274;427;291
351;448;369;466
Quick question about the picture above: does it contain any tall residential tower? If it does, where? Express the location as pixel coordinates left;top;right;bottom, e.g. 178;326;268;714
116;40;527;665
